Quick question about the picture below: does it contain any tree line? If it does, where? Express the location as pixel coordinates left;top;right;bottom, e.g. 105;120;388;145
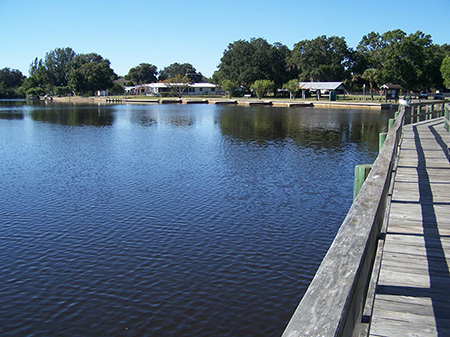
1;48;120;98
1;29;449;99
0;47;207;98
213;31;450;97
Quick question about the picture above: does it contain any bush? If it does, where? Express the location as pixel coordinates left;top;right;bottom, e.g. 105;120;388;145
0;85;16;98
109;83;125;96
251;80;275;99
53;86;72;97
26;87;46;98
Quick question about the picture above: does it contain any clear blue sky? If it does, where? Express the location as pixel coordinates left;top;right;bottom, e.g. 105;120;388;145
1;0;449;78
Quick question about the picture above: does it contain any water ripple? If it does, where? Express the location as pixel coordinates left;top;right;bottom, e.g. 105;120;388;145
0;102;390;336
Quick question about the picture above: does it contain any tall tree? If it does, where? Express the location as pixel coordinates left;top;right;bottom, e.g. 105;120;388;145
24;58;51;95
0;68;26;98
271;42;294;93
423;44;448;90
355;31;384;70
379;30;425;90
213;38;292;91
0;68;25;88
290;35;353;82
361;68;378;100
441;55;450;88
126;63;158;84
355;30;444;90
44;47;76;86
159;63;204;83
67;53;117;95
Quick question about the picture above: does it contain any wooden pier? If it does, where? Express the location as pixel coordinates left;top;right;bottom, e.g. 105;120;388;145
282;101;449;337
368;117;450;337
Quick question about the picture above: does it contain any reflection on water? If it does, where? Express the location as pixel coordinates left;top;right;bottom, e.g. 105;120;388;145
219;106;385;152
30;106;115;126
0;101;392;337
0;112;24;120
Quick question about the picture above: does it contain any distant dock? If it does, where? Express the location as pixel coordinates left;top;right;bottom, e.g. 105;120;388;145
53;97;397;110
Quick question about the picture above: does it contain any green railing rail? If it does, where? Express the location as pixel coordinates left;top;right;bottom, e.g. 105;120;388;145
282;100;448;337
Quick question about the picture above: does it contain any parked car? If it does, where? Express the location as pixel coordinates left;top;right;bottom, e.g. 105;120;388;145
434;92;445;100
419;91;428;99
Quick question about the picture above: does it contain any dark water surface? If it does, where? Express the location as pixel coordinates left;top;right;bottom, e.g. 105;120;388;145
0;101;391;336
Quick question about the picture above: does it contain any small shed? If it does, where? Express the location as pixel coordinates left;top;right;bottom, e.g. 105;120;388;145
380;84;403;102
298;82;347;100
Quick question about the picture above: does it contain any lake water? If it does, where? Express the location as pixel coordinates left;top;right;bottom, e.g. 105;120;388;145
0;100;392;336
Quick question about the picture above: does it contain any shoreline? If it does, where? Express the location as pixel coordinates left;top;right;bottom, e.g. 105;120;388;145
49;96;398;110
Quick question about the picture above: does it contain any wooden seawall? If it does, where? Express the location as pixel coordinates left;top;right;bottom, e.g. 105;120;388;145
56;97;391;109
282;101;449;337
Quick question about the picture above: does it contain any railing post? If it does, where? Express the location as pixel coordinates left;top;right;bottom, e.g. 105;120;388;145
388;118;395;130
354;164;373;200
394;109;400;119
404;105;411;125
379;133;387;151
445;105;449;132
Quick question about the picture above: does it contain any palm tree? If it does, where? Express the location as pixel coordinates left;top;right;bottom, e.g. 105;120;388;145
362;68;378;101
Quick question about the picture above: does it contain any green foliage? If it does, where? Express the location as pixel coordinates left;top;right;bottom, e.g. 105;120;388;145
355;30;445;90
163;74;191;97
109;82;125;95
213;38;293;91
159;63;204;83
3;31;447;100
290;35;352;82
282;79;300;100
362;68;378;100
251;80;275;99
0;68;25;88
441;55;450;88
67;53;116;96
26;87;46;98
0;83;16;98
23;62;51;95
126;63;158;84
44;47;76;86
0;68;26;98
53;86;72;97
220;79;238;98
21;49;117;97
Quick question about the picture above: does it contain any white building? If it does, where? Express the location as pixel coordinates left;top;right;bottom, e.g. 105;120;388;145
298;82;347;100
185;83;221;96
124;83;222;96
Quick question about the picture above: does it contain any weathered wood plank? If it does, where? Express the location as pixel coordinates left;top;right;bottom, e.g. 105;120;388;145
374;294;450;317
368;116;450;337
386;220;450;236
388;203;450;223
369;316;439;337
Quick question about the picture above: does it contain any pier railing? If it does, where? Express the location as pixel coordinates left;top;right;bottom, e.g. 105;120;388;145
282;100;448;337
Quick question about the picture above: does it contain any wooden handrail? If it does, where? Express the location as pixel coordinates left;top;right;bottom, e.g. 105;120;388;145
282;108;405;337
282;100;448;337
282;101;447;337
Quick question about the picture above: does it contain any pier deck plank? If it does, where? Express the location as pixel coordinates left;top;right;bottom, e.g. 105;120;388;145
369;118;450;337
